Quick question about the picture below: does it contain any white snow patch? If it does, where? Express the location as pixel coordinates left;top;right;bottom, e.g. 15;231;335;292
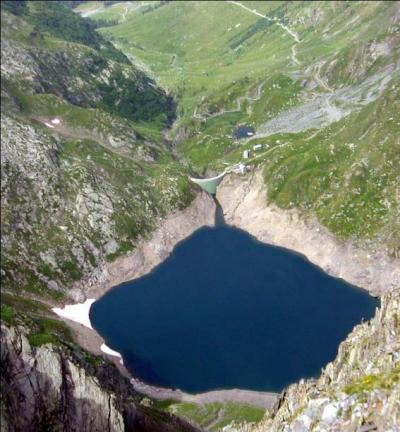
51;118;61;125
52;298;96;329
101;343;122;360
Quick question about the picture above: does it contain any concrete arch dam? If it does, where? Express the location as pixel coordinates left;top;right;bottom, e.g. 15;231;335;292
189;171;227;195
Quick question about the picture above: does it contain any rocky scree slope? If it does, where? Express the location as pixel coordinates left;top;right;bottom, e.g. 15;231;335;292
1;3;196;302
225;288;399;432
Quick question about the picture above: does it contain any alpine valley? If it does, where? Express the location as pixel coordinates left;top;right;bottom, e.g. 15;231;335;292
1;1;399;431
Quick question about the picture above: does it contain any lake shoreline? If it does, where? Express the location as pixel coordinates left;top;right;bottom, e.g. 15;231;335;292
69;191;216;302
217;169;399;297
53;300;280;411
90;223;377;401
55;169;398;410
54;190;282;409
130;377;280;410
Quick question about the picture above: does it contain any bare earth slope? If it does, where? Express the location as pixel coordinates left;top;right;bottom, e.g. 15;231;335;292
217;170;399;296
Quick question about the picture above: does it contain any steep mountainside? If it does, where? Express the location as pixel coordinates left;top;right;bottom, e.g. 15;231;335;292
74;1;399;429
1;319;199;432
1;2;200;430
1;3;195;301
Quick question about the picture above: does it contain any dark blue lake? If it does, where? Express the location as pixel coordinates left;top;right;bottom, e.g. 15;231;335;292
90;225;378;394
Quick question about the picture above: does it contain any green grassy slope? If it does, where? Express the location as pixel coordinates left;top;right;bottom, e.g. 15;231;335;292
89;0;399;253
2;1;176;126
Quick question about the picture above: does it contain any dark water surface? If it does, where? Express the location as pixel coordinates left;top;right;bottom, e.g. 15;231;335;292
234;125;255;139
90;224;378;394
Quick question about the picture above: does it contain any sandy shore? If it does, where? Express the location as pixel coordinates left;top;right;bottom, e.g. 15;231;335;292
131;378;279;410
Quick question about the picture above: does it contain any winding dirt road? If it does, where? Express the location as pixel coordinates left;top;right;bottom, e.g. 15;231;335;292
191;1;304;121
314;61;334;93
227;0;301;43
193;81;265;120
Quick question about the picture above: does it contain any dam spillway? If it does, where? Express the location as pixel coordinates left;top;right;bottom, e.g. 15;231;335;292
189;171;227;194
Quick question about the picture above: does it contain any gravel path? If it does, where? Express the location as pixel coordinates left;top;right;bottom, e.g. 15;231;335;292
227;1;300;43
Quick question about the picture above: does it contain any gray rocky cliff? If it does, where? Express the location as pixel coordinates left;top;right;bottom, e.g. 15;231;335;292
0;324;200;432
1;7;195;301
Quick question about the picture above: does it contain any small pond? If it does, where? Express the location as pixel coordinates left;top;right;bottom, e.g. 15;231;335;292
234;125;255;139
90;224;378;394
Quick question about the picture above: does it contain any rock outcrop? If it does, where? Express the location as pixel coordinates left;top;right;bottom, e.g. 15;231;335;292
0;324;200;432
0;7;197;300
80;190;215;300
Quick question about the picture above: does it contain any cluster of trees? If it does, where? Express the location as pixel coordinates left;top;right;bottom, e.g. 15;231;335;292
1;0;27;15
142;1;170;15
90;18;120;29
58;1;86;9
2;0;177;128
1;1;129;64
28;2;129;62
103;1;121;6
97;69;176;125
229;18;273;50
